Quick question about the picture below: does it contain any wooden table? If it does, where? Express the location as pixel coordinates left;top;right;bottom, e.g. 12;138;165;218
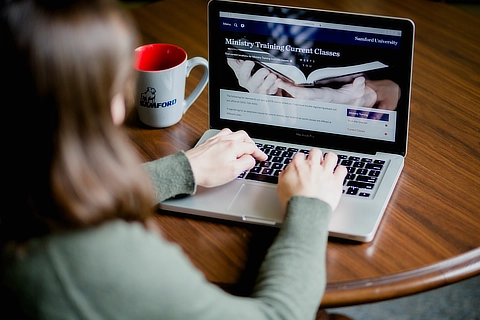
126;0;480;308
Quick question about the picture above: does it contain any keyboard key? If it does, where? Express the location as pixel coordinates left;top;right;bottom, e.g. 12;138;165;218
353;162;365;168
356;169;368;175
271;163;283;170
245;173;278;184
270;149;282;156
347;167;356;173
261;168;273;175
357;176;377;183
347;181;374;190
369;170;381;177
282;151;295;158
250;167;261;173
346;173;356;180
261;149;272;155
271;156;283;163
365;163;384;170
346;187;359;195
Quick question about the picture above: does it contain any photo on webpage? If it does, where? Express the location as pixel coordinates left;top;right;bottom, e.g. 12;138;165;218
218;11;405;142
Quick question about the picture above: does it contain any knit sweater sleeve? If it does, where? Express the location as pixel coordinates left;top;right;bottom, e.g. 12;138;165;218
142;151;196;203
250;197;332;319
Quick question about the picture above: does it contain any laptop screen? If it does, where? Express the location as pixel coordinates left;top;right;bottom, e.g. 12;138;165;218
208;0;415;155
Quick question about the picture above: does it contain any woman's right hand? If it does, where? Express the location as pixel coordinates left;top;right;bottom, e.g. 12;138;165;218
277;148;346;211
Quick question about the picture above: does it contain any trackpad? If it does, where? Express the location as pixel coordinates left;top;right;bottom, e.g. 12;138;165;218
227;184;285;224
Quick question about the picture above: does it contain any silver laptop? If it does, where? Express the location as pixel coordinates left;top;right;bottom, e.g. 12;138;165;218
161;0;415;242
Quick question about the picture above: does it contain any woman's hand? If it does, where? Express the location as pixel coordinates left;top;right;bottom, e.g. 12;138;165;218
277;148;346;211
185;129;267;188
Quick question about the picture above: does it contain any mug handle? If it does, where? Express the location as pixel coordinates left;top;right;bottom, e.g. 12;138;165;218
183;57;209;113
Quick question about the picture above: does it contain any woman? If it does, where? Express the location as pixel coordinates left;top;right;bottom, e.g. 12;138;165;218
0;0;346;319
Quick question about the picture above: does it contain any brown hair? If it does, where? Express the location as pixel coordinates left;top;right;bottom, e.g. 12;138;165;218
1;0;154;243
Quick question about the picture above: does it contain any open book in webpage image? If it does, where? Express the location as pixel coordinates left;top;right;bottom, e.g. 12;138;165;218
264;60;388;86
226;38;388;86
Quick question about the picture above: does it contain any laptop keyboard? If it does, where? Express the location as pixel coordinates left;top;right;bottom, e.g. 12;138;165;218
238;142;387;198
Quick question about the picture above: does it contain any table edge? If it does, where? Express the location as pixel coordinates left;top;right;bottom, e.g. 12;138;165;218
320;247;480;307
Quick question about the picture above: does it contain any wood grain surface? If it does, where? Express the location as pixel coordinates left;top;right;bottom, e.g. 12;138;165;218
125;0;480;307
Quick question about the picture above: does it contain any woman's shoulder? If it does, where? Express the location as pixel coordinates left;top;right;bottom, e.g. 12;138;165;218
1;220;204;319
49;220;183;268
2;220;179;275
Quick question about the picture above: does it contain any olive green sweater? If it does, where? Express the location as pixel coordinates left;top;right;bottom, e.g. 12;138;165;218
1;152;332;320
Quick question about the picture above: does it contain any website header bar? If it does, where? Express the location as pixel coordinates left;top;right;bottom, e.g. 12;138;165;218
220;12;402;37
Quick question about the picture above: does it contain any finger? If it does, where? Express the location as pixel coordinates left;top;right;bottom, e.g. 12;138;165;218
307;148;323;164
237;60;255;83
333;164;348;181
252;148;268;161
258;73;278;94
289;151;307;168
250;68;271;89
236;141;267;161
352;76;366;88
267;79;280;95
276;81;299;97
292;151;307;162
226;58;238;70
216;130;267;161
235;154;257;171
322;152;339;171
